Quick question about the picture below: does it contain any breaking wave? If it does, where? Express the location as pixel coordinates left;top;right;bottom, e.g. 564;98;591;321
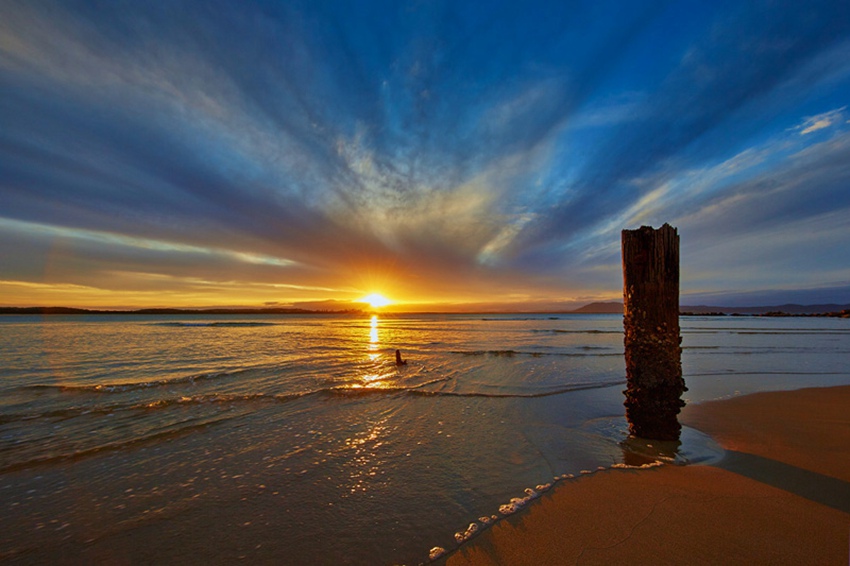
450;349;619;357
151;321;280;328
25;370;239;393
0;416;235;473
406;379;624;399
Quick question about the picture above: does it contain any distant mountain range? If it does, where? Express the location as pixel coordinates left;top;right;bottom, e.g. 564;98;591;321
570;302;850;315
570;302;625;313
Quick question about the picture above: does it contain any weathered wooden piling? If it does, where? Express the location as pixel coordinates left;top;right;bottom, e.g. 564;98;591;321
622;224;686;440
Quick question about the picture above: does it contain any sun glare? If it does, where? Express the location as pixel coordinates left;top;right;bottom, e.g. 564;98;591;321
361;292;392;309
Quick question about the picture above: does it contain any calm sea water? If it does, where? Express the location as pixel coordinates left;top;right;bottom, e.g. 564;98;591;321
1;313;849;564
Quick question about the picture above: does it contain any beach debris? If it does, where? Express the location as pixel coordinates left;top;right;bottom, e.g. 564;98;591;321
429;547;445;561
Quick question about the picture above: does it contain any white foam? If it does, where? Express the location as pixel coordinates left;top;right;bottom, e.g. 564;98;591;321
449;460;675;559
611;461;664;470
499;503;519;515
524;487;538;498
454;522;480;543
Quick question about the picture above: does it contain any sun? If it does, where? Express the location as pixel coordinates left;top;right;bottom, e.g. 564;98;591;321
360;292;392;309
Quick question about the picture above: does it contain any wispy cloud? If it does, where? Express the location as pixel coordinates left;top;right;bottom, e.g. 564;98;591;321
789;106;847;134
1;0;849;307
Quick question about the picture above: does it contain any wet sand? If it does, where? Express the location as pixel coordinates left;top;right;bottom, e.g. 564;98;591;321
447;385;850;565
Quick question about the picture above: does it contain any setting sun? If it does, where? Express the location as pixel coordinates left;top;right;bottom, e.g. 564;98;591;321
360;292;392;309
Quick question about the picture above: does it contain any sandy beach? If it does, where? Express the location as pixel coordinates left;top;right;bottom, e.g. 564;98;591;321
447;385;850;565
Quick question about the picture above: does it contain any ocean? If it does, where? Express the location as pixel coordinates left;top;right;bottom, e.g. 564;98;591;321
2;313;849;564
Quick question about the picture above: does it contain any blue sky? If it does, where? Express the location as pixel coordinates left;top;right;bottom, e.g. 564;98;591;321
2;0;849;309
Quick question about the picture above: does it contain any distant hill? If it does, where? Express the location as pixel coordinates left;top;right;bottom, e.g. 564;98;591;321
570;302;624;313
569;302;850;315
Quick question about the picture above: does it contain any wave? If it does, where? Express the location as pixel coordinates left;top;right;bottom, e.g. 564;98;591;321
684;328;850;335
7;376;455;424
0;392;312;425
317;378;624;400
686;370;850;377
449;349;620;357
531;329;621;334
9;374;624;424
481;317;561;321
406;379;625;399
0;415;235;473
733;330;850;335
150;321;279;327
2;376;627;473
143;391;308;407
686;348;850;356
26;370;237;393
320;376;453;397
452;349;521;356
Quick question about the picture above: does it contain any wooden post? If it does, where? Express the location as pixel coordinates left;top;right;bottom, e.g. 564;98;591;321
622;224;686;440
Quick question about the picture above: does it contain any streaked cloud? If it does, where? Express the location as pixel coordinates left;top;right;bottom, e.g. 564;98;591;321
1;0;849;308
791;106;848;134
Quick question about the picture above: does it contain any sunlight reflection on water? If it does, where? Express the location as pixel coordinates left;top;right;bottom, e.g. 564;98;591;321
0;314;848;563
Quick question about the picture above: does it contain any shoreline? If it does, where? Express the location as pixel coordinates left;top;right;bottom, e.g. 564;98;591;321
446;385;850;565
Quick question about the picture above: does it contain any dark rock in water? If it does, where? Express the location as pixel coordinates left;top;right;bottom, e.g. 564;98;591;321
395;349;407;365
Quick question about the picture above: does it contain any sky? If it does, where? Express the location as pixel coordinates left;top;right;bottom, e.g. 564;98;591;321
2;0;850;311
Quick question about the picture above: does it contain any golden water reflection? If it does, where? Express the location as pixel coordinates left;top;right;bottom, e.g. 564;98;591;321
353;315;404;388
360;315;385;386
343;415;392;494
369;315;379;348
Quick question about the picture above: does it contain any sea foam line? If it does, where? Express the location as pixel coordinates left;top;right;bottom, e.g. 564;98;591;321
432;461;666;563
